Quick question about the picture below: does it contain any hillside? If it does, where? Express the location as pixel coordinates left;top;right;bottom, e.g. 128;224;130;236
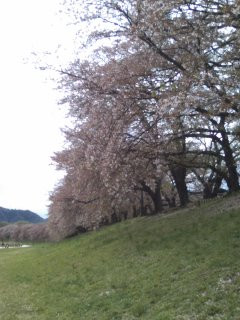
0;207;44;224
0;195;240;319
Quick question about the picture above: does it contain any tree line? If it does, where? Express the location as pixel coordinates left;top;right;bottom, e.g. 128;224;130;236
46;0;240;239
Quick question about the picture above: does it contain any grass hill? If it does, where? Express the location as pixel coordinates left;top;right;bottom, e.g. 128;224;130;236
0;195;240;319
0;207;44;224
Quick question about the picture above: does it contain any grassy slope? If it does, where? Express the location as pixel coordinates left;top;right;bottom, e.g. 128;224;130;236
0;196;240;320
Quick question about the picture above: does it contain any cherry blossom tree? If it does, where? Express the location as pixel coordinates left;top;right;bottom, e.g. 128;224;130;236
48;0;240;237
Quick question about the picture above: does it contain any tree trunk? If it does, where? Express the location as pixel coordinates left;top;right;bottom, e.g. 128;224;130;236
170;165;189;207
203;182;215;199
212;175;223;197
153;179;163;213
140;190;146;216
140;179;163;214
220;125;239;192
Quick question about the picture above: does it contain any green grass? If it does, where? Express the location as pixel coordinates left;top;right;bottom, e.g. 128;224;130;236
0;197;240;319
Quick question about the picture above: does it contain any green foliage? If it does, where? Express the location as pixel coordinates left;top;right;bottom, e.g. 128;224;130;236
0;199;240;319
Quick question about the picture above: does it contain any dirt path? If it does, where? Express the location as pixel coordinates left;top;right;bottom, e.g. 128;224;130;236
0;245;31;249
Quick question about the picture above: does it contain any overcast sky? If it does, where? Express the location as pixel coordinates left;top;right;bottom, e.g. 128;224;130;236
0;0;76;217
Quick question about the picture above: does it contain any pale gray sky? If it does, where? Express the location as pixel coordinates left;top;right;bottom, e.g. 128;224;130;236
0;0;76;217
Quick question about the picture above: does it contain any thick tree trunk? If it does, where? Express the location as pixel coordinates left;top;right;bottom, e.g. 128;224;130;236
203;182;215;199
193;168;223;199
212;175;223;197
140;179;163;214
220;126;240;192
132;205;139;218
170;165;189;207
153;179;163;213
203;175;223;199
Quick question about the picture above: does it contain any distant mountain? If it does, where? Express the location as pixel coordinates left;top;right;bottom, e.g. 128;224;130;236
0;207;45;224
